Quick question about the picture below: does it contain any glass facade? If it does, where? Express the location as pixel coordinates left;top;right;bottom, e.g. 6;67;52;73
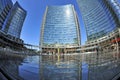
106;0;120;22
40;4;80;48
77;0;119;41
3;2;26;38
0;0;13;29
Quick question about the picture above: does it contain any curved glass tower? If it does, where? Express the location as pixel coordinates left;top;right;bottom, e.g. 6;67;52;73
0;0;26;47
77;0;120;42
40;4;80;53
4;2;27;38
0;1;26;39
106;0;120;22
0;0;13;29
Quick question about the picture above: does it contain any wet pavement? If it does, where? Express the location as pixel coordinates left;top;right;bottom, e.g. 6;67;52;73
0;52;120;80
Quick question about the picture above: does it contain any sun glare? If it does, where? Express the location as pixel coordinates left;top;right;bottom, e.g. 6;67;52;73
66;9;70;16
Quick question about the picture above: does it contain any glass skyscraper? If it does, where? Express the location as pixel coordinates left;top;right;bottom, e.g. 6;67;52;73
0;0;26;48
40;4;80;53
2;2;26;38
0;0;13;29
106;0;120;22
77;0;120;42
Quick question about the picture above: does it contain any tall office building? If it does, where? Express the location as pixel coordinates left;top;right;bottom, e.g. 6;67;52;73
2;2;26;38
0;0;26;49
40;4;80;53
106;0;120;22
77;0;120;42
0;0;13;29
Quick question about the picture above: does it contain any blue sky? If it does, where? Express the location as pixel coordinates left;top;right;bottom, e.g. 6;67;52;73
12;0;120;46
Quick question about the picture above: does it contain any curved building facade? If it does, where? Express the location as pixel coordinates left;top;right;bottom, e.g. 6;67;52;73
106;0;120;23
0;0;13;29
3;2;27;38
77;0;120;42
0;0;27;49
0;0;26;39
40;4;80;53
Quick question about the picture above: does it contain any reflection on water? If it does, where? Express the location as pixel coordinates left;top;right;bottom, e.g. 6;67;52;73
41;55;81;80
0;51;120;80
19;56;40;80
0;56;24;80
